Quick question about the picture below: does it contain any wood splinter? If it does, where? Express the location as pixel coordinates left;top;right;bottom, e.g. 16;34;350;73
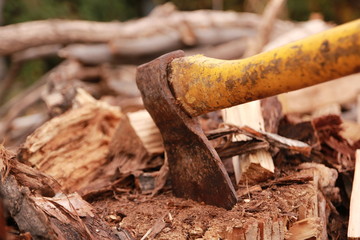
348;149;360;239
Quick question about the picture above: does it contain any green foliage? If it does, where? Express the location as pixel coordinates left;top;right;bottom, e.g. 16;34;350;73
17;59;47;87
73;0;137;21
4;0;74;24
4;0;138;24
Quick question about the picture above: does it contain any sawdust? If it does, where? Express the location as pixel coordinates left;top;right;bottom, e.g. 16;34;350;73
92;182;317;239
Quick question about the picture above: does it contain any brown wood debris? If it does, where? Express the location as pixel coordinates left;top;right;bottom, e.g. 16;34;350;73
18;89;123;193
0;3;359;239
0;145;132;240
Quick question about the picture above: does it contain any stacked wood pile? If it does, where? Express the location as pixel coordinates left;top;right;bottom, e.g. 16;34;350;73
1;2;360;239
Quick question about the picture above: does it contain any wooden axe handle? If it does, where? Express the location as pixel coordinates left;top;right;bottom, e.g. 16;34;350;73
169;19;360;116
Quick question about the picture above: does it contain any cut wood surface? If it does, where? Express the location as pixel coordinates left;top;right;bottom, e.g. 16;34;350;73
92;169;324;239
18;89;123;192
127;110;164;154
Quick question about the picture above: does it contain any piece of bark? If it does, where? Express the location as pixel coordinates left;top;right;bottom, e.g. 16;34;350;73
313;114;356;171
18;89;123;193
1;145;130;240
278;116;320;149
348;149;360;239
215;140;270;159
236;126;312;156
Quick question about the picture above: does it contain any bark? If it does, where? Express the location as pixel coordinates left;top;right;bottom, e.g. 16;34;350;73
0;145;131;240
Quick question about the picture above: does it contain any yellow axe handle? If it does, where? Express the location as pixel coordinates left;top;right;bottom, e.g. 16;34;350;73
169;19;360;116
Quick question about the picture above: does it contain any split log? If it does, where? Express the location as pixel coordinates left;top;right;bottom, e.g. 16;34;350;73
0;145;132;240
18;89;123;193
348;149;360;239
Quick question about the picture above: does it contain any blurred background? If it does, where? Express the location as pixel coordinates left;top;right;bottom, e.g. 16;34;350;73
1;0;360;101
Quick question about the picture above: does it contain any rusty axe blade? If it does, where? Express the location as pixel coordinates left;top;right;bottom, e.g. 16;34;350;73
136;50;237;209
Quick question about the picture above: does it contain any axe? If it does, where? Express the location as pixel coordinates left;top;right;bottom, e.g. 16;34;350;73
136;19;360;209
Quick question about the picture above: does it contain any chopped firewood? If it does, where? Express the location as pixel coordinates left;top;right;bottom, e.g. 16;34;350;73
1;145;132;240
348;150;360;239
127;110;164;154
18;89;123;193
222;101;275;184
286;218;322;240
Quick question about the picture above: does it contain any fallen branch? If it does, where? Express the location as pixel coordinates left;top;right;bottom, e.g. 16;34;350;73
0;4;294;56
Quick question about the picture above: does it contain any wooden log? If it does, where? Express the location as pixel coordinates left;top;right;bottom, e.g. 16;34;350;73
18;89;123;193
348;149;360;239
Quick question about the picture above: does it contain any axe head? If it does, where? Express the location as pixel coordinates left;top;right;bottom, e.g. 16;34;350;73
136;50;237;209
